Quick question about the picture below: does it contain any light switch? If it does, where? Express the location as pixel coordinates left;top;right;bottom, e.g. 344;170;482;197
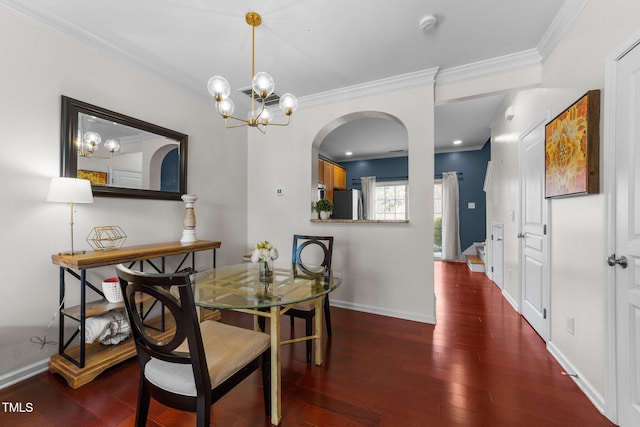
468;202;476;209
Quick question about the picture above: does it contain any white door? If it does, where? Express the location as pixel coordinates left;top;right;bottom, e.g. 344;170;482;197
110;167;142;189
520;122;549;340
612;37;640;427
491;223;504;289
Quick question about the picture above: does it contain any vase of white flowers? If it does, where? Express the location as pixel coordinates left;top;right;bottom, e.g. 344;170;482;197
251;240;278;282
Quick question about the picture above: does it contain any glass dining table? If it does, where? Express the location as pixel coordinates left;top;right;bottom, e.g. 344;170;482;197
189;263;342;425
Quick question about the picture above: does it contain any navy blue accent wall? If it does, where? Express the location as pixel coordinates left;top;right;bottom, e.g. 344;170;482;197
435;141;490;251
161;147;179;192
339;157;408;190
339;144;489;251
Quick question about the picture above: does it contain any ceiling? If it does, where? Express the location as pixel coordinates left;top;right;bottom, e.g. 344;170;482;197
1;0;568;158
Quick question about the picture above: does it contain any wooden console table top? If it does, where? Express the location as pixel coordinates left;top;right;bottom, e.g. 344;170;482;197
51;240;221;270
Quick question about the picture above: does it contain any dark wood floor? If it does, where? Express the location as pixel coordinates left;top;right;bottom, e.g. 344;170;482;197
0;261;616;426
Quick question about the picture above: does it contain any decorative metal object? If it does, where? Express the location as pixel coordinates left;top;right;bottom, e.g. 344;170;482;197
206;12;298;133
86;226;127;251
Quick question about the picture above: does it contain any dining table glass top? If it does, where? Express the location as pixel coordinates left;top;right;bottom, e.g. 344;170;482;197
190;263;341;310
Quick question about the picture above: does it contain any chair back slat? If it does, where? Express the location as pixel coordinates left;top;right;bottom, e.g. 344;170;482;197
115;264;271;425
291;235;333;276
116;265;207;371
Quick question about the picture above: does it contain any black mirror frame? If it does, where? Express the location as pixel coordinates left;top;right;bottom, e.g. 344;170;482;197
60;96;188;200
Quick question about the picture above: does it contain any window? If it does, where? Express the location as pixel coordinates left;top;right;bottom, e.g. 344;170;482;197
434;180;442;257
375;181;408;220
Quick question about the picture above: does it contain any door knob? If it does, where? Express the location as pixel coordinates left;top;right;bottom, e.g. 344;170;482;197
517;233;525;239
607;254;628;269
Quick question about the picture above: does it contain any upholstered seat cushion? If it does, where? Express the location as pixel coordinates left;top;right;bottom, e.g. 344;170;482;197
144;320;270;397
291;299;315;312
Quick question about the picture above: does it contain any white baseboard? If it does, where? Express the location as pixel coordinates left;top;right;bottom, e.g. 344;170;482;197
501;289;520;312
546;342;607;417
0;358;49;390
331;299;436;324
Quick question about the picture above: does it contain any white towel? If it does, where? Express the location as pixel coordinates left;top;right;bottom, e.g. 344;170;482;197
85;309;131;345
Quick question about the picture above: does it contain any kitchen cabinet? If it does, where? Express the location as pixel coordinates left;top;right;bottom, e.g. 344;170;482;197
334;164;346;190
318;158;346;202
323;162;334;201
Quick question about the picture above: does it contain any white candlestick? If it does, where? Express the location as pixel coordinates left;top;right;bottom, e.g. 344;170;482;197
180;194;198;244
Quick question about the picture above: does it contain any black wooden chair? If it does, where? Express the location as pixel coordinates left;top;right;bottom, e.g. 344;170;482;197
116;264;271;427
284;235;334;364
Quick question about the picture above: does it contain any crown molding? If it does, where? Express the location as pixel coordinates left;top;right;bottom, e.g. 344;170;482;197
2;0;584;109
537;0;590;61
435;49;541;85
434;0;589;85
0;0;206;97
298;68;439;111
435;144;487;154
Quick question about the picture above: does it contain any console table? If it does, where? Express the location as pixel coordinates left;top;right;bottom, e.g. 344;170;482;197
49;240;221;388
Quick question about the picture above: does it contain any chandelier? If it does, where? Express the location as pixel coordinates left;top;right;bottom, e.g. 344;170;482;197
78;131;120;158
207;12;298;133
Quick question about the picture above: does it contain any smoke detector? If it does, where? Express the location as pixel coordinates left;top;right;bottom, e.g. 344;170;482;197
419;14;438;32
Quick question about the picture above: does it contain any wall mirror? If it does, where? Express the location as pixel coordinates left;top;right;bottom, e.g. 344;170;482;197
60;96;188;200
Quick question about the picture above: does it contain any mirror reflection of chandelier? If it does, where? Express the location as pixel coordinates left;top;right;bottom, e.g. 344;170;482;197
78;131;120;157
207;12;298;134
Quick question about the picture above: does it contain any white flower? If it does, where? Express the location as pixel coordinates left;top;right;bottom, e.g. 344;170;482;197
251;240;278;263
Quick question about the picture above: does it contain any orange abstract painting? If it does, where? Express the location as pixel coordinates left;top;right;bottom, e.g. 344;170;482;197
77;169;107;186
545;90;600;198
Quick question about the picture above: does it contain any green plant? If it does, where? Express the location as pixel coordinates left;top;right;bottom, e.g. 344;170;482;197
315;198;333;212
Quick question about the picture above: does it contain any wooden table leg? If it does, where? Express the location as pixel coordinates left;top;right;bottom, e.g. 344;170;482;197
314;296;324;365
270;305;282;425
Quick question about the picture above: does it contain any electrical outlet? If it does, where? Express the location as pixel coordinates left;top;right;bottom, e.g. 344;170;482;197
276;186;285;196
567;315;575;335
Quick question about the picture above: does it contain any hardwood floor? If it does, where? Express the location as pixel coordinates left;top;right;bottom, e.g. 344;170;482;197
0;261;615;426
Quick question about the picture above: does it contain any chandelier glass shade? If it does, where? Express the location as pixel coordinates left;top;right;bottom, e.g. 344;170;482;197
77;131;120;157
207;12;298;133
104;139;121;153
83;131;101;154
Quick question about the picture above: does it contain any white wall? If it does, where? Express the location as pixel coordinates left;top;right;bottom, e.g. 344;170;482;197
246;85;436;323
487;0;640;414
0;7;248;376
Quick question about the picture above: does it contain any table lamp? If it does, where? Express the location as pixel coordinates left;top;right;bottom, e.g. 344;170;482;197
47;177;94;255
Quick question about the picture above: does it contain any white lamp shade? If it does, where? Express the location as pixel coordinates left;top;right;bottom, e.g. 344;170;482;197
47;177;94;203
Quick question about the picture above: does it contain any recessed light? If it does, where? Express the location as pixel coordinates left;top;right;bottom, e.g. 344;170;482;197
345;151;353;156
453;140;462;145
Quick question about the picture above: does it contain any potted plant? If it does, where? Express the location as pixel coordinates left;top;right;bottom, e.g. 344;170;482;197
315;198;333;219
